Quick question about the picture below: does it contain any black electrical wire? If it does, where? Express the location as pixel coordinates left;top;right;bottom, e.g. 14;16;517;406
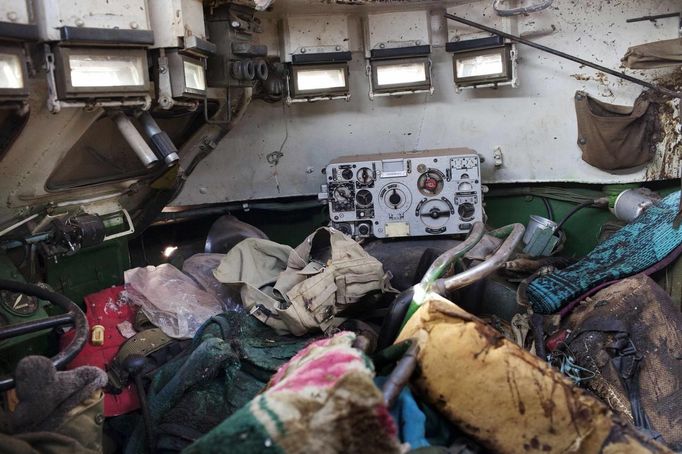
554;200;595;231
540;197;554;222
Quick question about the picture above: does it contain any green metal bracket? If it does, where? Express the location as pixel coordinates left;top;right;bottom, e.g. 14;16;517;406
46;238;130;308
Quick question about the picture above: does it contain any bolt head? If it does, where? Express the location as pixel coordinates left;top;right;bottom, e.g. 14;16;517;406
7;12;17;22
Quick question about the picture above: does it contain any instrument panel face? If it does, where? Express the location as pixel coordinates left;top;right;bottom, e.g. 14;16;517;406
324;149;483;238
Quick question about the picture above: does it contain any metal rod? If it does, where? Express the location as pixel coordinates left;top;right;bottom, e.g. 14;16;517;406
443;13;682;99
435;223;525;294
626;12;680;23
382;340;420;408
420;222;486;287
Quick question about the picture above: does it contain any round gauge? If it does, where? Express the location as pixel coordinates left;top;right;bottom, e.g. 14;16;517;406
417;169;445;196
458;202;476;221
341;168;354;180
332;184;354;212
0;290;39;317
379;183;411;213
356;189;373;207
418;199;452;229
357;167;374;185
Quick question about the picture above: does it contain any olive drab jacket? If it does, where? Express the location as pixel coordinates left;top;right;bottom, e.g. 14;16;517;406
214;227;395;336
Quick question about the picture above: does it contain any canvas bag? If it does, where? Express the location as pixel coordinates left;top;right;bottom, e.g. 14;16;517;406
622;38;682;69
214;228;395;336
563;274;682;450
574;90;657;171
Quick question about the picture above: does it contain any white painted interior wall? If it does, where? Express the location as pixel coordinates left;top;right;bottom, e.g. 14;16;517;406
174;0;682;206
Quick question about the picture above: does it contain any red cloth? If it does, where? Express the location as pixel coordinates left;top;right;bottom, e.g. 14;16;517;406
60;286;139;416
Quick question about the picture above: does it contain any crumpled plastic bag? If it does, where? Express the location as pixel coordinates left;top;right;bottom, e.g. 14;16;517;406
181;253;240;312
124;264;224;339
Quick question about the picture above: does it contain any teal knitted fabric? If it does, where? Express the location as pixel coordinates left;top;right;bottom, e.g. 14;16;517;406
528;191;682;314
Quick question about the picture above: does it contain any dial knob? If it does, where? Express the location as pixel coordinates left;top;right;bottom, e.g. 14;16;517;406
341;168;353;180
380;183;410;212
356;189;373;207
357;167;374;185
388;190;402;206
458;202;476;220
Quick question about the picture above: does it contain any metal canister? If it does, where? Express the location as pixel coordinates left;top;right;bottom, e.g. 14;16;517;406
613;189;659;223
523;215;557;245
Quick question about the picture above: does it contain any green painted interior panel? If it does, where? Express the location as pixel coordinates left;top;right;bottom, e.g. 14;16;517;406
46;238;130;307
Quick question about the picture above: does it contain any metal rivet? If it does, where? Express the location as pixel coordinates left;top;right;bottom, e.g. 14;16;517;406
335;45;341;51
300;48;306;53
199;187;208;194
75;18;85;27
578;138;587;145
7;12;17;22
379;43;385;49
130;21;139;29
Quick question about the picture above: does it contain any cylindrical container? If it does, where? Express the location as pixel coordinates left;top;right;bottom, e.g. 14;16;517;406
110;112;159;168
613;188;659;223
523;215;557;245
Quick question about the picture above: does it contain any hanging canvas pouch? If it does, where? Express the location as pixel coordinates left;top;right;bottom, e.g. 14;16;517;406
574;91;656;171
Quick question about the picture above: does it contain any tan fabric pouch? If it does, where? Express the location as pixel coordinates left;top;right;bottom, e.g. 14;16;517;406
282;268;338;335
575;91;656;171
622;38;682;69
334;257;389;305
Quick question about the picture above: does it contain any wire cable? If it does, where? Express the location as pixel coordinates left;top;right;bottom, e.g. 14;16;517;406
554;200;596;232
540;197;554;221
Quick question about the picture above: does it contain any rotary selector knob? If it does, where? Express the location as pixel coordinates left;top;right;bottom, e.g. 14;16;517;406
356;189;373;207
418;199;453;229
379;183;411;213
458;202;476;221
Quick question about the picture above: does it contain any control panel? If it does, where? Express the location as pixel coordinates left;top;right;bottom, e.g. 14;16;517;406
320;148;483;238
